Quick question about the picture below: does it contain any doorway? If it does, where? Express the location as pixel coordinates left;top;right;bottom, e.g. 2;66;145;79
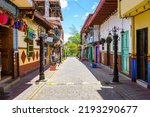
136;28;148;82
121;31;129;73
0;26;13;80
95;46;99;63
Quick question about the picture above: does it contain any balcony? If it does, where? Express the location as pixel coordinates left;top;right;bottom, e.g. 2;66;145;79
119;0;150;17
9;0;33;8
34;0;63;20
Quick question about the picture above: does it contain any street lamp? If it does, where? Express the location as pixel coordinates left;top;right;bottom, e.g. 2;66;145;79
112;26;119;82
39;33;47;81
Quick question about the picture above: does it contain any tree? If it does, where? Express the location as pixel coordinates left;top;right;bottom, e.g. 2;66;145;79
68;33;81;44
69;24;78;35
64;25;81;57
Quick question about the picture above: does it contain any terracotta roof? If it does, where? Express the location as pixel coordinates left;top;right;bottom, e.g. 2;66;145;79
80;14;93;33
89;0;117;26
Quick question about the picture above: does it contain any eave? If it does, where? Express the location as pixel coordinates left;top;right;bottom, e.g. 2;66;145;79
89;0;117;26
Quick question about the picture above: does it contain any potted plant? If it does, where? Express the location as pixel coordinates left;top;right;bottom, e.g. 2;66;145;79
91;60;97;68
24;36;33;44
106;36;112;44
99;38;105;45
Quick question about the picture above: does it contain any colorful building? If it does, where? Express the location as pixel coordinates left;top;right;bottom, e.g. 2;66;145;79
80;1;132;76
0;0;20;93
81;0;150;89
80;14;94;62
0;0;64;94
119;0;150;88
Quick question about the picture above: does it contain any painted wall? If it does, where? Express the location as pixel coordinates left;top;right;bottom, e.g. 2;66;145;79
100;12;132;53
18;18;40;66
94;25;99;42
120;0;147;17
134;9;150;54
18;18;48;76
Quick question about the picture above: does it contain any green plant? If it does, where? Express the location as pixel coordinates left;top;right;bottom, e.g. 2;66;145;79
106;36;112;44
99;38;105;44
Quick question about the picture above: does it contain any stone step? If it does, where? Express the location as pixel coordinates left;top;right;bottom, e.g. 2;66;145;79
0;76;12;85
0;92;11;100
0;78;20;93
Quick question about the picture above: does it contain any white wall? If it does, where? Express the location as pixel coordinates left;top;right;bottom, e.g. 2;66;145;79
94;25;100;42
99;12;132;53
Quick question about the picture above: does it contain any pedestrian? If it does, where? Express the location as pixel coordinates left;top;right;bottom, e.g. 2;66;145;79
52;51;55;63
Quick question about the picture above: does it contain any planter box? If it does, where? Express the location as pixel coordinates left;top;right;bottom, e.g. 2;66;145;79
50;65;56;71
90;63;97;68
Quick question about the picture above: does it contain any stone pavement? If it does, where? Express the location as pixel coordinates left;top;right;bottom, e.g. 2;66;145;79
82;61;150;100
30;57;124;100
9;66;55;100
7;57;150;100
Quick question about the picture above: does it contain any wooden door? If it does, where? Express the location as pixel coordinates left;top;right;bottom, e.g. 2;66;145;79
137;28;148;82
0;26;13;76
121;31;129;73
95;47;99;63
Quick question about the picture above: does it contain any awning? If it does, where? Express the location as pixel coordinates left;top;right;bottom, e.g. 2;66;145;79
88;0;117;26
34;11;53;30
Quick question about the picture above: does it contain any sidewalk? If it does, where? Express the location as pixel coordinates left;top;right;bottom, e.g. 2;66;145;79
82;61;150;100
8;66;56;100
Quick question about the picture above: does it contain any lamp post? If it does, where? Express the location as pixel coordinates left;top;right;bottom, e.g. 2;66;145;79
112;26;119;82
39;33;46;81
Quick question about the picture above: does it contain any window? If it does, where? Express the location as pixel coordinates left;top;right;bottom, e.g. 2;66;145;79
26;27;35;58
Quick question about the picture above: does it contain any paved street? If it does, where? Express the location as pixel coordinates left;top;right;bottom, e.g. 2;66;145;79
10;57;150;100
12;57;124;100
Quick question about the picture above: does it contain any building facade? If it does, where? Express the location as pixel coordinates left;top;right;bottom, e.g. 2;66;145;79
0;0;64;94
119;0;150;88
81;0;150;89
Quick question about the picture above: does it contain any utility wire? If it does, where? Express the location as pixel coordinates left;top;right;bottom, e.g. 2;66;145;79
68;0;89;13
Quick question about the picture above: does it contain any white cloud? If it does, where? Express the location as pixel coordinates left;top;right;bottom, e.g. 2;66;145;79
85;12;89;17
91;2;98;10
74;14;79;18
64;33;72;43
60;0;68;9
82;12;90;20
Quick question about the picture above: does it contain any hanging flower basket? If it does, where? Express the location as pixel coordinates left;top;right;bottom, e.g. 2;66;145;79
24;37;32;44
99;38;105;45
106;36;112;44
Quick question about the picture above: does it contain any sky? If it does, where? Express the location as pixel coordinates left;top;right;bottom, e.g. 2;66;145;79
60;0;100;42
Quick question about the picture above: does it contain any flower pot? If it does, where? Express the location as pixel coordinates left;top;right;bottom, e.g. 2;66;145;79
90;63;97;68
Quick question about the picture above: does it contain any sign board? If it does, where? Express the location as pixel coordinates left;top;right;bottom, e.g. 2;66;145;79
46;37;53;43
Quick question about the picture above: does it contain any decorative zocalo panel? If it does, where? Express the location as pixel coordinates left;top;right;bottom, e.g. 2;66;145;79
19;48;40;66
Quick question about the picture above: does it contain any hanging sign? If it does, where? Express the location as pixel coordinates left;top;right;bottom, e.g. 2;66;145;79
46;37;53;43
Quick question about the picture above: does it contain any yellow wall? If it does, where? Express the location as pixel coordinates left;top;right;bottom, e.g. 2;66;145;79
19;49;40;65
10;0;33;7
18;18;39;48
18;18;44;66
133;9;150;55
120;0;150;17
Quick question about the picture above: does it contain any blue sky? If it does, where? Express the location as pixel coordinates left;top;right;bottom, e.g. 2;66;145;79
60;0;100;42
